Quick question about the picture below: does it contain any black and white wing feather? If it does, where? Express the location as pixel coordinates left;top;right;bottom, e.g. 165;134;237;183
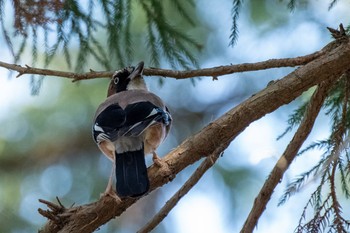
93;101;171;143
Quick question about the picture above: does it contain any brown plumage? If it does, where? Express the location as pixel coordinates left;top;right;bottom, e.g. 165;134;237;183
92;62;172;198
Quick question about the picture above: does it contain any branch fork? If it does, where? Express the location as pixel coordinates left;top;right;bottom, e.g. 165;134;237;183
38;197;74;228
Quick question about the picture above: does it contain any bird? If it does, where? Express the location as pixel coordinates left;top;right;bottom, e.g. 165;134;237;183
92;61;172;198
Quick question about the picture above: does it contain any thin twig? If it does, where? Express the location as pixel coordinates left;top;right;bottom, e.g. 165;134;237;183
329;160;343;232
326;74;350;232
38;198;65;212
38;198;69;227
327;23;347;40
137;149;225;233
241;79;335;233
0;50;323;81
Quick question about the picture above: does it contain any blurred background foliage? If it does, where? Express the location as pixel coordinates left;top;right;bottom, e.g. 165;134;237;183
0;0;350;233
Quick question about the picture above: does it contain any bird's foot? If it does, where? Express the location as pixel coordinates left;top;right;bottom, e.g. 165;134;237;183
101;187;122;203
152;152;173;180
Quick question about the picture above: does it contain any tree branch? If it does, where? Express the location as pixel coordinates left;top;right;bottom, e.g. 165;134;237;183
137;147;225;233
0;50;323;81
38;36;350;232
240;78;334;233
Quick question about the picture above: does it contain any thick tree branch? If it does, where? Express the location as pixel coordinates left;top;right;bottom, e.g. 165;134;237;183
240;79;334;233
0;50;323;81
38;36;350;233
138;147;225;233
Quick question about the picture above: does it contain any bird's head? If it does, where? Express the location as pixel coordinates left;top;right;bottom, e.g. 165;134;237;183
107;61;147;96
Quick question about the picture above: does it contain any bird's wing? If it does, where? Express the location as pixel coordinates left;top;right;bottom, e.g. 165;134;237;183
93;101;170;141
93;104;126;142
119;101;170;137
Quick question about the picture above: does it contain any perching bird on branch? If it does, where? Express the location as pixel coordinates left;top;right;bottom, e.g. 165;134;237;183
92;61;172;198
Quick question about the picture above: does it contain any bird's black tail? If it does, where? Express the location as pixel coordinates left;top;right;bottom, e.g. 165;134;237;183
115;149;149;197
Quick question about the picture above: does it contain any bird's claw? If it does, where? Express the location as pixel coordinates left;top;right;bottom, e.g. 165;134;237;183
101;188;122;202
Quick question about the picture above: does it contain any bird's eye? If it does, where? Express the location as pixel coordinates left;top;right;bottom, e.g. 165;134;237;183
114;77;119;84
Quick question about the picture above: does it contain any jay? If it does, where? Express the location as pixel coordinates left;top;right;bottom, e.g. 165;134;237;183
92;61;172;198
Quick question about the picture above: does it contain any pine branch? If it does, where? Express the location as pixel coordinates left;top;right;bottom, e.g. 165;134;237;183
278;154;329;206
297;139;331;156
38;36;350;233
329;161;345;232
297;194;333;232
140;0;200;69
0;49;325;81
328;0;340;11
241;78;334;233
170;0;196;26
287;0;297;11
229;0;243;46
338;156;350;198
277;101;309;140
0;0;201;72
292;64;350;233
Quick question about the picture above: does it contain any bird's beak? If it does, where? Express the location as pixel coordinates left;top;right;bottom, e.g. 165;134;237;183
128;61;144;80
